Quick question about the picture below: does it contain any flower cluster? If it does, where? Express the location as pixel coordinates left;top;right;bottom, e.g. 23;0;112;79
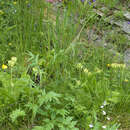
89;101;111;129
111;63;126;68
76;63;92;75
107;63;126;68
1;57;17;70
8;57;17;67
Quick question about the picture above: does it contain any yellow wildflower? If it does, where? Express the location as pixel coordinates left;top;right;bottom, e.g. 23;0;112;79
111;63;126;68
13;2;17;5
124;79;128;82
107;64;110;67
2;64;8;69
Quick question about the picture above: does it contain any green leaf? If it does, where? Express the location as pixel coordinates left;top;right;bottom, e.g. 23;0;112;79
10;109;25;122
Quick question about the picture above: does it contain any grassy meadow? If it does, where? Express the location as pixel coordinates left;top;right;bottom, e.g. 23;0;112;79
0;0;130;129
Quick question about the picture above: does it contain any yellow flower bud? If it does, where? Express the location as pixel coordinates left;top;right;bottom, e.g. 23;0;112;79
13;2;17;5
111;63;126;68
2;64;8;69
107;64;110;67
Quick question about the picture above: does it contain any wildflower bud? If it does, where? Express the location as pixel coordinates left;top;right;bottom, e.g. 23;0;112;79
102;111;106;115
89;124;93;128
11;57;17;63
102;125;106;129
107;64;110;67
100;105;104;109
2;64;8;69
106;117;110;121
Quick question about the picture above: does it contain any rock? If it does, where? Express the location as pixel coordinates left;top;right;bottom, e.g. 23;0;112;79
123;12;130;20
124;48;130;67
107;19;130;34
122;21;130;34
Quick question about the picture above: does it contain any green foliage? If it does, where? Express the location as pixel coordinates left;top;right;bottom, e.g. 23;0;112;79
10;109;26;123
0;0;130;129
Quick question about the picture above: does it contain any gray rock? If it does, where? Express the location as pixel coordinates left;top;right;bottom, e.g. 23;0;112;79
124;48;130;67
124;12;130;20
122;21;130;34
108;19;130;34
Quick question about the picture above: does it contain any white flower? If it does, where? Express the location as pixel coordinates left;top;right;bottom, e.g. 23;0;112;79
102;111;106;115
89;124;93;128
103;101;107;106
102;125;106;129
100;105;104;109
106;117;110;120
